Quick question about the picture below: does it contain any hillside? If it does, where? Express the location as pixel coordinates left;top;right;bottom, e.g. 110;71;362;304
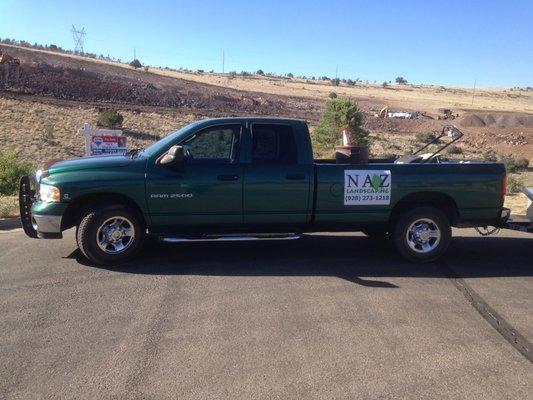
1;43;532;163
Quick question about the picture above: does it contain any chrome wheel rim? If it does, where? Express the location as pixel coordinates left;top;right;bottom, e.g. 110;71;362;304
406;218;441;253
96;217;135;254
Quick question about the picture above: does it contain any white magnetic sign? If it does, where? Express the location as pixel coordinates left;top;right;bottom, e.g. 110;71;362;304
344;170;392;205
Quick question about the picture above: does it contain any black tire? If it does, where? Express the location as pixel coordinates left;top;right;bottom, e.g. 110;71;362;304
391;206;451;263
77;205;144;265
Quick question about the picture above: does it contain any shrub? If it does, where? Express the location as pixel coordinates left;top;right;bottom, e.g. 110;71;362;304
287;72;294;78
483;149;498;162
0;150;33;195
41;125;55;144
514;157;529;169
97;108;124;129
329;91;337;99
416;132;438;144
256;69;264;75
313;98;369;153
502;156;530;173
346;79;356;86
382;82;389;88
129;59;142;69
331;78;340;86
144;66;149;72
446;145;463;155
507;176;524;194
240;71;252;76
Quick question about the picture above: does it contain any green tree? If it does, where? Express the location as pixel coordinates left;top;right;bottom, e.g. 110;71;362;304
395;76;407;84
97;108;124;129
129;59;142;69
313;98;369;154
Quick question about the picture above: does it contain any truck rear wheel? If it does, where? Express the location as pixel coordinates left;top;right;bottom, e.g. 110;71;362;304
391;206;451;263
77;205;144;265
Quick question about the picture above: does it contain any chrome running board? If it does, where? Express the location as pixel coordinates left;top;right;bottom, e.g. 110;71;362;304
160;233;301;243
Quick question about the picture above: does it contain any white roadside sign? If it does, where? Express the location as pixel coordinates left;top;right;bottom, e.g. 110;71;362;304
79;123;128;156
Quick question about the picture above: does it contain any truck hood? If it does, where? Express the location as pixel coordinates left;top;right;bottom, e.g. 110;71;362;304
49;155;135;173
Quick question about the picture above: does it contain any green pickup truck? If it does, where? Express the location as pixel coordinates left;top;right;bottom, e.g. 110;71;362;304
20;117;508;264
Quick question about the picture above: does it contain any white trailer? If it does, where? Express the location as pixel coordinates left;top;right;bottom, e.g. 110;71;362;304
502;187;533;233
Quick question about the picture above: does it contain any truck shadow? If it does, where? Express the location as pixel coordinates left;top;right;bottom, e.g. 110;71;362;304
70;233;533;287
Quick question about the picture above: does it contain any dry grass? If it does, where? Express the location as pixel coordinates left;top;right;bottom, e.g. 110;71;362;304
0;97;199;167
504;193;529;216
148;71;533;115
0;196;18;218
4;43;532;115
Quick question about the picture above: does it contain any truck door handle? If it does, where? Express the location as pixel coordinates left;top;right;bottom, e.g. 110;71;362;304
217;174;239;181
286;173;305;180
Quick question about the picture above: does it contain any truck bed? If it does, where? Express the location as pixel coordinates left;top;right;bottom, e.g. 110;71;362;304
312;161;506;229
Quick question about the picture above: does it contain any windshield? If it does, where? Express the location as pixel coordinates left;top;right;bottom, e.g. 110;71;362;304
140;120;203;158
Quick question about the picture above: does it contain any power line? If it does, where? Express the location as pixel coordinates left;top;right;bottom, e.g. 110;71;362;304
471;78;477;105
70;25;86;53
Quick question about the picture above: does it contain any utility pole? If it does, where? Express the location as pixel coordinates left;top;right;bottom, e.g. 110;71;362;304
471;78;477;105
335;65;338;80
222;50;225;73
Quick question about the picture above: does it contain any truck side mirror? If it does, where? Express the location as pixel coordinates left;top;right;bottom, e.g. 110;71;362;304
159;145;184;165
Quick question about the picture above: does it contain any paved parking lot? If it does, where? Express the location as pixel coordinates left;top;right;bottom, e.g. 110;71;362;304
0;227;531;399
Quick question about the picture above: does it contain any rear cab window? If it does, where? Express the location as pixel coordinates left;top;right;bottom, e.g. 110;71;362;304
251;124;298;164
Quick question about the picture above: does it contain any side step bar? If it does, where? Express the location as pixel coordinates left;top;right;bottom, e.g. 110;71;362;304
160;233;301;243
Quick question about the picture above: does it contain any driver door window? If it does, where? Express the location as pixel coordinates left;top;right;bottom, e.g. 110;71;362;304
183;125;241;163
146;123;244;227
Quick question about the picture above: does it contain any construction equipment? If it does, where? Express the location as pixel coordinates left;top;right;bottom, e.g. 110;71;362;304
376;106;389;118
0;49;21;88
437;108;456;120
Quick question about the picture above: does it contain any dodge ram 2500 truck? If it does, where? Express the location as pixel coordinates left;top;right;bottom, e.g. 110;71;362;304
19;117;508;264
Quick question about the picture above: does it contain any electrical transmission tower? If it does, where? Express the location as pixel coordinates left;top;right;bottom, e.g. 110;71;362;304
71;25;86;53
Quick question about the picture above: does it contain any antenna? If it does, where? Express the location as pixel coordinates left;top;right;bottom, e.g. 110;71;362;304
71;25;86;53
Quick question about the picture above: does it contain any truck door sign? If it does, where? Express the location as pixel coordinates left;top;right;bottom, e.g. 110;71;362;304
344;170;392;205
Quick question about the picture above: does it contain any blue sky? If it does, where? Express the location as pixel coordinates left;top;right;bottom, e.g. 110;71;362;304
1;0;531;87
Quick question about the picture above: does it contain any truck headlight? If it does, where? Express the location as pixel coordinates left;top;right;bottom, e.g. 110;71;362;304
39;184;61;202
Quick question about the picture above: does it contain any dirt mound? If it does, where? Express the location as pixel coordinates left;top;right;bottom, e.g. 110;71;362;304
459;114;486;127
459;112;533;128
0;45;323;121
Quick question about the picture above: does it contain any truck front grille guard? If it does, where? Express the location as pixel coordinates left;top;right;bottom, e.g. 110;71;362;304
19;176;39;238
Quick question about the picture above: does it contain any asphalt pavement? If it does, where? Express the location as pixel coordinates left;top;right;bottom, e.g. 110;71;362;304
0;227;531;399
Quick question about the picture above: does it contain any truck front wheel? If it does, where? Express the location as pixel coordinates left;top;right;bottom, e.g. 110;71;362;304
391;207;451;263
77;205;144;265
